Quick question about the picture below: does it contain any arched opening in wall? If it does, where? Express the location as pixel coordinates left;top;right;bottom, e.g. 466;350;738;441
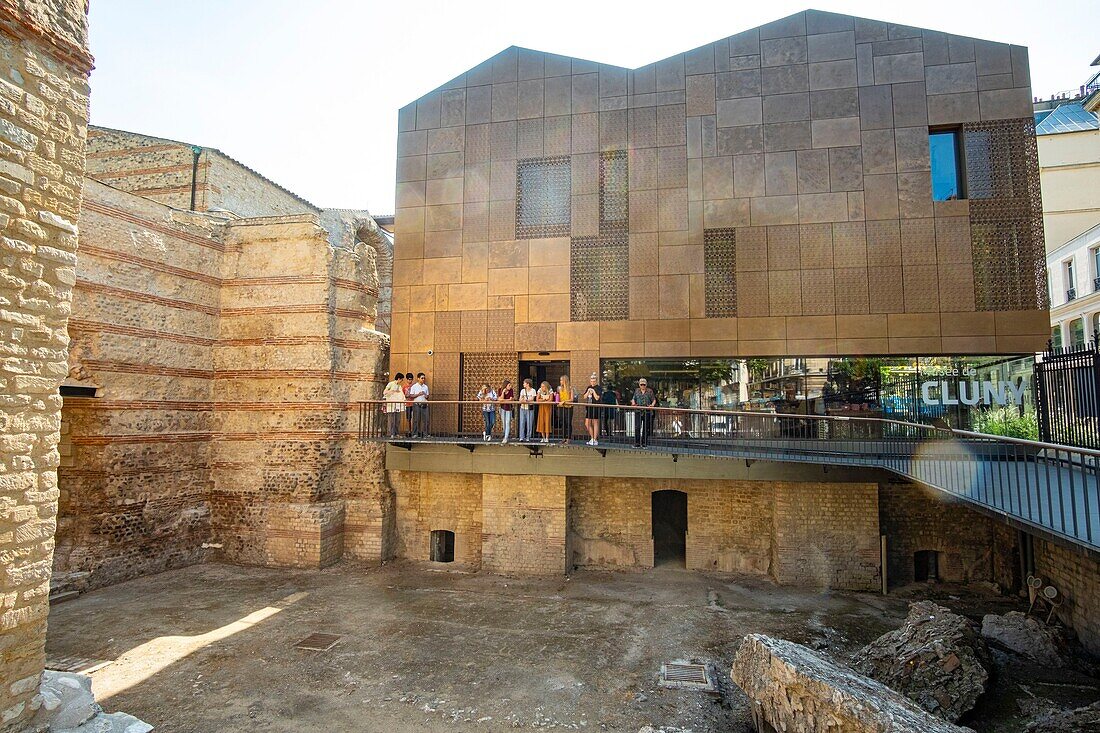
430;530;455;563
914;550;944;582
652;490;687;568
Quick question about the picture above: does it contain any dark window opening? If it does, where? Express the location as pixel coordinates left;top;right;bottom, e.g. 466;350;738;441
516;156;571;238
929;129;964;201
652;490;687;568
913;550;942;582
430;530;455;563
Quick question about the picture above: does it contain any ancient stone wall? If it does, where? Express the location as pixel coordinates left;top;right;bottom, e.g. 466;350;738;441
208;214;386;568
390;471;883;585
0;0;93;728
86;126;318;217
57;190;389;584
772;482;880;590
481;473;567;574
390;469;482;566
566;476;773;573
1034;540;1100;655
879;480;1019;589
55;179;221;592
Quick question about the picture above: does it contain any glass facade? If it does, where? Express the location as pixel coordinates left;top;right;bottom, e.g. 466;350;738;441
929;130;962;201
600;355;1036;433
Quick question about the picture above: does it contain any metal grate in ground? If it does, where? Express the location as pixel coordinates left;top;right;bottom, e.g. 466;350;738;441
293;633;342;651
46;656;112;674
659;661;714;691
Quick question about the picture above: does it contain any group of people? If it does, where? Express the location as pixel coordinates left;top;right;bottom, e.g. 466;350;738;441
381;371;660;447
382;372;431;438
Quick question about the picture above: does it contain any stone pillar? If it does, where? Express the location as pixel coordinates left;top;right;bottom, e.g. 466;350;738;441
0;2;93;729
208;215;387;569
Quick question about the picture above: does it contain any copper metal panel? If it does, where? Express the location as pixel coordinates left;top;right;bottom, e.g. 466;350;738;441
516;156;572;239
460;351;519;431
704;228;737;317
599;150;629;232
571;233;629;321
963;118;1047;312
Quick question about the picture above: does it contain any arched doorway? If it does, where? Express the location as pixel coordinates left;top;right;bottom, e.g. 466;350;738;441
652;490;687;567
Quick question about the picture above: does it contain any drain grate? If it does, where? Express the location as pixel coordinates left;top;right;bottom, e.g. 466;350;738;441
659;662;714;691
46;656;112;674
293;633;342;651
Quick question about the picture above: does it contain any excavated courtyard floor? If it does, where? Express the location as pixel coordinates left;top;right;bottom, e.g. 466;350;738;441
46;562;1100;732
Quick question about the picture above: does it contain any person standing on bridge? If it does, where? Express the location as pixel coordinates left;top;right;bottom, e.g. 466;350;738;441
410;372;430;438
383;373;405;438
499;379;514;444
536;380;554;443
631;378;656;448
518;378;536;442
582;373;601;446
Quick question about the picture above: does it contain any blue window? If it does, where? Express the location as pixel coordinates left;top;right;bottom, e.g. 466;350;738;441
929;130;963;201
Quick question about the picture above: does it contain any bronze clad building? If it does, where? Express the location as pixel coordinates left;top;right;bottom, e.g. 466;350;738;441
390;9;1048;401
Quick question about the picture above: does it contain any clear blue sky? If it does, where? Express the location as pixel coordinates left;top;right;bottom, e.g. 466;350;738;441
87;0;1099;215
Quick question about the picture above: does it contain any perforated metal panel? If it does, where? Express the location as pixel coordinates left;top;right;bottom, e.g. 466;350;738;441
704;228;737;317
571;234;629;321
460;352;519;432
516;156;571;239
600;150;629;231
963;118;1048;312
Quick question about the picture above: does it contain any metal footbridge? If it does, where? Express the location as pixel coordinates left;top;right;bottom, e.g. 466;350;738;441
358;400;1100;554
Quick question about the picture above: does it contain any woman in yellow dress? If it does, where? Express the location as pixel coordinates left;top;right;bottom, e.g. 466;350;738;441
536;380;554;443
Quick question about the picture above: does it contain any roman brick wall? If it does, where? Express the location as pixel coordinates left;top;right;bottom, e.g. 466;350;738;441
1034;540;1100;655
0;0;93;728
209;214;386;568
481;473;567;574
85;128;201;210
86;126;319;218
57;194;389;581
878;479;1019;588
567;477;877;588
772;481;880;590
56;179;222;592
390;8;1051;400
203;149;318;218
566;476;773;573
389;469;482;566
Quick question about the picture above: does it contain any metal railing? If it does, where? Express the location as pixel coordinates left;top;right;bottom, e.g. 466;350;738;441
359;400;1100;553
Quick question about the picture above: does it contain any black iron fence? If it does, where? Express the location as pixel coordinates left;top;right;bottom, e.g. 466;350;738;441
1036;338;1100;450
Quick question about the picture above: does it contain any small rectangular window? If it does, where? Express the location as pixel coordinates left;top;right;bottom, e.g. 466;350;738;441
1092;248;1100;291
516;156;571;239
929;130;963;201
1065;259;1077;301
1052;327;1063;349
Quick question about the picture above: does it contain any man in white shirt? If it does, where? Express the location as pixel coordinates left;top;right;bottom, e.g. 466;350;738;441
409;372;430;438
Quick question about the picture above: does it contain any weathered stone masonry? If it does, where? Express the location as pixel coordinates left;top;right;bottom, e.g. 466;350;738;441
0;1;93;729
57;177;392;591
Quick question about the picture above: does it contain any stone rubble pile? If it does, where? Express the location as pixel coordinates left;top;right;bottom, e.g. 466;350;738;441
852;601;992;722
730;634;973;733
980;611;1075;667
32;671;152;733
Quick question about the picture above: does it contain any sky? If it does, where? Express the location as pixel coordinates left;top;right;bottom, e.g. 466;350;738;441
87;0;1100;216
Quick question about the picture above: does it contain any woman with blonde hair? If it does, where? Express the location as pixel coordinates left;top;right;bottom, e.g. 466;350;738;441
557;374;575;444
536;380;554;443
